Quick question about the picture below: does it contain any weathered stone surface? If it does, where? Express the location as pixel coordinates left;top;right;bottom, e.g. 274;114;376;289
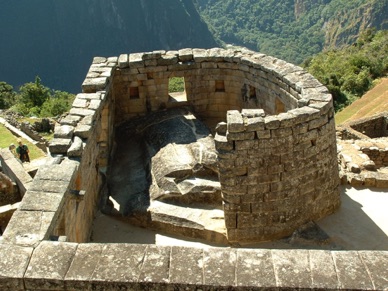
309;250;339;289
82;77;108;93
68;136;83;157
272;249;312;288
74;123;92;139
33;162;78;182
24;241;78;290
170;246;203;285
141;108;219;201
60;114;82;126
65;243;104;290
54;124;75;139
118;53;129;68
333;251;374;290
227;110;244;133
69;107;95;117
2;210;55;247
236;249;276;288
90;244;147;286
359;251;388;290
19;190;64;212
49;138;72;154
0;244;33;290
138;245;171;284
0;148;33;196
203;248;236;286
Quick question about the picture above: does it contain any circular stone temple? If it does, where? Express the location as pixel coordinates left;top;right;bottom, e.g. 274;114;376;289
50;47;340;244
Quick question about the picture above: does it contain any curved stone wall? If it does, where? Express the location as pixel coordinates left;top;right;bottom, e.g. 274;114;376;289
50;47;340;243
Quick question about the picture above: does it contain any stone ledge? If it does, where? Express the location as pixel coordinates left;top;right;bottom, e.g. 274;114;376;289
1;241;386;290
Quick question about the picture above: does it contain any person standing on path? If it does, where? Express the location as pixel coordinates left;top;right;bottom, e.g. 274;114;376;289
16;139;30;163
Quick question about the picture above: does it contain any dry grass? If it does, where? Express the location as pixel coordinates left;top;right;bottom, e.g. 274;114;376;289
335;78;388;125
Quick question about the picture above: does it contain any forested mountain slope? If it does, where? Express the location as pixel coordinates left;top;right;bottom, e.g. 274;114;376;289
196;0;388;64
0;0;217;92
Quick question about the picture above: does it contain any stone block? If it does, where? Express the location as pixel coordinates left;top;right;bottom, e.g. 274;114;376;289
138;245;171;284
332;251;374;290
50;138;72;155
178;48;193;62
24;241;78;290
34;162;78;182
60;114;82;126
2;210;55;247
82;77;108;93
89;99;102;110
245;116;265;132
68;136;83;157
0;244;33;290
69;107;95;117
214;133;233;151
74;124;92;139
54;124;75;139
227;131;255;141
203;248;236;287
19;190;65;212
72;97;88;108
272;249;312;289
309;250;338;289
264;115;280;129
359;251;388;290
118;53;129;68
90;244;147;287
28;179;69;194
65;243;104;290
241;108;265;118
227;110;244;133
170;246;203;285
235;139;258;150
236;249;276;288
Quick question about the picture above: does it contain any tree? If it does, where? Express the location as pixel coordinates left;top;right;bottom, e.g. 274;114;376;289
18;76;50;111
40;91;75;117
0;81;16;109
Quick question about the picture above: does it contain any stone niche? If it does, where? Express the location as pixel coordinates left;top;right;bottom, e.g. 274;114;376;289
50;47;340;244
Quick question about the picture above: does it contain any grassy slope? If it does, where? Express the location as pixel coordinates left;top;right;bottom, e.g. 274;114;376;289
335;78;388;125
0;124;45;160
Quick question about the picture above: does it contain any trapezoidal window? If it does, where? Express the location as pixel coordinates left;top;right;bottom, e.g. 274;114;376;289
215;80;225;92
168;77;187;102
129;86;140;99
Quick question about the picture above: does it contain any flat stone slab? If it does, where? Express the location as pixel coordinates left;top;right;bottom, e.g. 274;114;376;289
19;191;65;212
24;241;78;291
1;210;55;247
0;244;33;290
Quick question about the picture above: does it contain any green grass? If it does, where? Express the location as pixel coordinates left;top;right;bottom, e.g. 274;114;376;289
0;124;46;160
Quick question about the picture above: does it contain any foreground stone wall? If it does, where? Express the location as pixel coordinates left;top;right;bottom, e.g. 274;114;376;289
1;241;387;291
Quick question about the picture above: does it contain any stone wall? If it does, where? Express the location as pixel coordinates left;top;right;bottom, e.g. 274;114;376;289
216;106;339;242
348;112;388;138
0;48;385;290
1;241;387;291
48;89;115;243
53;47;341;244
0;149;32;197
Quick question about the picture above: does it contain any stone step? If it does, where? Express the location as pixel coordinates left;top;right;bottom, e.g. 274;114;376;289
147;200;228;245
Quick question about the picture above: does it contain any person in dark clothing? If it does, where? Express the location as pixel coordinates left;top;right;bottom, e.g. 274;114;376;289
16;139;30;163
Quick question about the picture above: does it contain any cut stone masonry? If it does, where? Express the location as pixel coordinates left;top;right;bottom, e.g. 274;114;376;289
0;48;386;290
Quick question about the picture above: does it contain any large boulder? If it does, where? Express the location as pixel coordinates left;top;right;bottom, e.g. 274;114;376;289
139;107;220;202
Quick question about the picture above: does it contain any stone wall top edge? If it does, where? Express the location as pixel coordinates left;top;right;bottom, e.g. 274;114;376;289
4;241;385;291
